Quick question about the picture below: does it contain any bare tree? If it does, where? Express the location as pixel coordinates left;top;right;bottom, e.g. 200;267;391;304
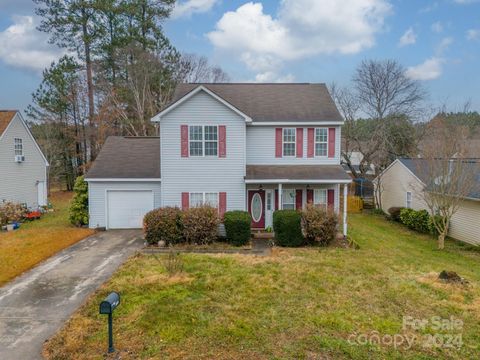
416;117;479;249
179;53;230;83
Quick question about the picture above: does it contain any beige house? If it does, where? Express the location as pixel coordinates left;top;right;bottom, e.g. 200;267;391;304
376;158;480;246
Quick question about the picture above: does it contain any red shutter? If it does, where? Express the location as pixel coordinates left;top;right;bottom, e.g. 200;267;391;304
307;189;314;204
295;189;303;210
219;192;227;218
181;125;189;157
307;128;314;158
328;128;335;158
219;125;226;158
275;189;279;210
296;128;303;158
327;189;334;209
275;128;283;158
181;192;189;210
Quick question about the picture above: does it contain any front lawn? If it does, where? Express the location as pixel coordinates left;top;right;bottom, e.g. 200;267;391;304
44;214;480;359
0;191;95;286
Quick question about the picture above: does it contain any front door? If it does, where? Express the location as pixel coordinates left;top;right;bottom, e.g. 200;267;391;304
265;190;274;228
248;190;265;229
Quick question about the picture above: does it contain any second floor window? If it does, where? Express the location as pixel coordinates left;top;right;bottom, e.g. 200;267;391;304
283;128;296;156
189;125;218;157
315;128;328;157
14;138;23;156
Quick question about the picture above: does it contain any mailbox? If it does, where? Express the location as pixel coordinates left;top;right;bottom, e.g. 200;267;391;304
99;292;120;314
99;291;120;353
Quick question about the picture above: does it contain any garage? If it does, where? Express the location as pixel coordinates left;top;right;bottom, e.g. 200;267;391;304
107;190;154;229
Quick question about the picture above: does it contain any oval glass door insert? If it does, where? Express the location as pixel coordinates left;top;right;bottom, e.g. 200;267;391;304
251;193;263;223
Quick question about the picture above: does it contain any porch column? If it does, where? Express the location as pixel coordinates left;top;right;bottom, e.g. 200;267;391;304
278;183;282;210
343;184;348;237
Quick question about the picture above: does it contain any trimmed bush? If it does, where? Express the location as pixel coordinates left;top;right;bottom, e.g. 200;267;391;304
388;207;404;222
69;176;89;226
182;205;220;245
400;208;430;233
224;210;251;246
143;207;183;246
273;210;305;247
301;204;338;246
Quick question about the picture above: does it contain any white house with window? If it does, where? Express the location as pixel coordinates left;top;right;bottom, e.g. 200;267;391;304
0;110;49;208
85;84;351;234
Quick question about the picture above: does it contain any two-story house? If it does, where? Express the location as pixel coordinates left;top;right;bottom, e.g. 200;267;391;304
0;110;49;208
85;84;351;234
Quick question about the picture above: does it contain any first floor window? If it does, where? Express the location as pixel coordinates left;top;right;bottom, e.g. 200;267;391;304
190;192;219;208
283;128;296;156
189;125;218;156
14;138;23;156
314;189;327;209
315;128;328;157
406;191;412;209
282;189;296;210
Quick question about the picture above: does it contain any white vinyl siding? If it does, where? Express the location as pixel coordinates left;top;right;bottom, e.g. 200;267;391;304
0;114;47;207
378;160;480;246
246;126;341;165
160;90;245;211
87;181;161;228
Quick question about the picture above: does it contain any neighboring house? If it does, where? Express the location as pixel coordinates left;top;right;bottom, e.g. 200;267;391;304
376;158;480;246
85;84;351;233
0;110;49;208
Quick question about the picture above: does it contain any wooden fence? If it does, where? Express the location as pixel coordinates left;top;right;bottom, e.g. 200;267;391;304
345;195;363;213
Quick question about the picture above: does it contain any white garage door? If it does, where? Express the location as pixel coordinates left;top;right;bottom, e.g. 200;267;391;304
107;190;154;229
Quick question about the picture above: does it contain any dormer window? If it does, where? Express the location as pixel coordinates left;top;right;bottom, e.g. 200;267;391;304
283;128;296;156
189;125;218;157
14;138;23;156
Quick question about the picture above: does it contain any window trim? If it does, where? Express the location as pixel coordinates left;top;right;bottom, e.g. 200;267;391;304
314;128;328;158
188;125;219;157
313;188;328;210
189;192;219;208
282;128;296;157
406;191;412;209
14;138;23;156
282;188;296;210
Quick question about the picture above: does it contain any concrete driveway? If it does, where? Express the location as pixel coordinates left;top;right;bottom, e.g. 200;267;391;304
0;230;143;360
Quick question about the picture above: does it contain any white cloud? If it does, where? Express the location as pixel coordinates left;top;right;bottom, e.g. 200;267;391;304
436;36;453;54
466;29;480;40
171;0;219;18
254;72;295;83
431;21;443;33
207;0;392;79
0;15;63;72
406;57;443;80
398;27;417;47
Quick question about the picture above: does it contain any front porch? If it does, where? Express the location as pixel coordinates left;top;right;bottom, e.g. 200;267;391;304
245;165;352;236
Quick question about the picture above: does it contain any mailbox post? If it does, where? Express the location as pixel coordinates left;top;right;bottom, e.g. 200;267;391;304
99;292;120;353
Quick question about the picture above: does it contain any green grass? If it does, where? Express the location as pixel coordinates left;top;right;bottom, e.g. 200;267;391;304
0;192;95;286
44;213;480;359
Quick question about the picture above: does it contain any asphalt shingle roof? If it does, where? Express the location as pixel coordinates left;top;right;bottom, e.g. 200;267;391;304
86;137;160;179
172;83;343;123
246;165;351;181
0;110;17;137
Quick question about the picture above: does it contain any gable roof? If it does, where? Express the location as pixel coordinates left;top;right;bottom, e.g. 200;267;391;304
154;83;343;124
85;137;160;180
0;110;17;137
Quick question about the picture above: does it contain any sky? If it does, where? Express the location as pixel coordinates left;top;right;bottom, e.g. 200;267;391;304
0;0;479;114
